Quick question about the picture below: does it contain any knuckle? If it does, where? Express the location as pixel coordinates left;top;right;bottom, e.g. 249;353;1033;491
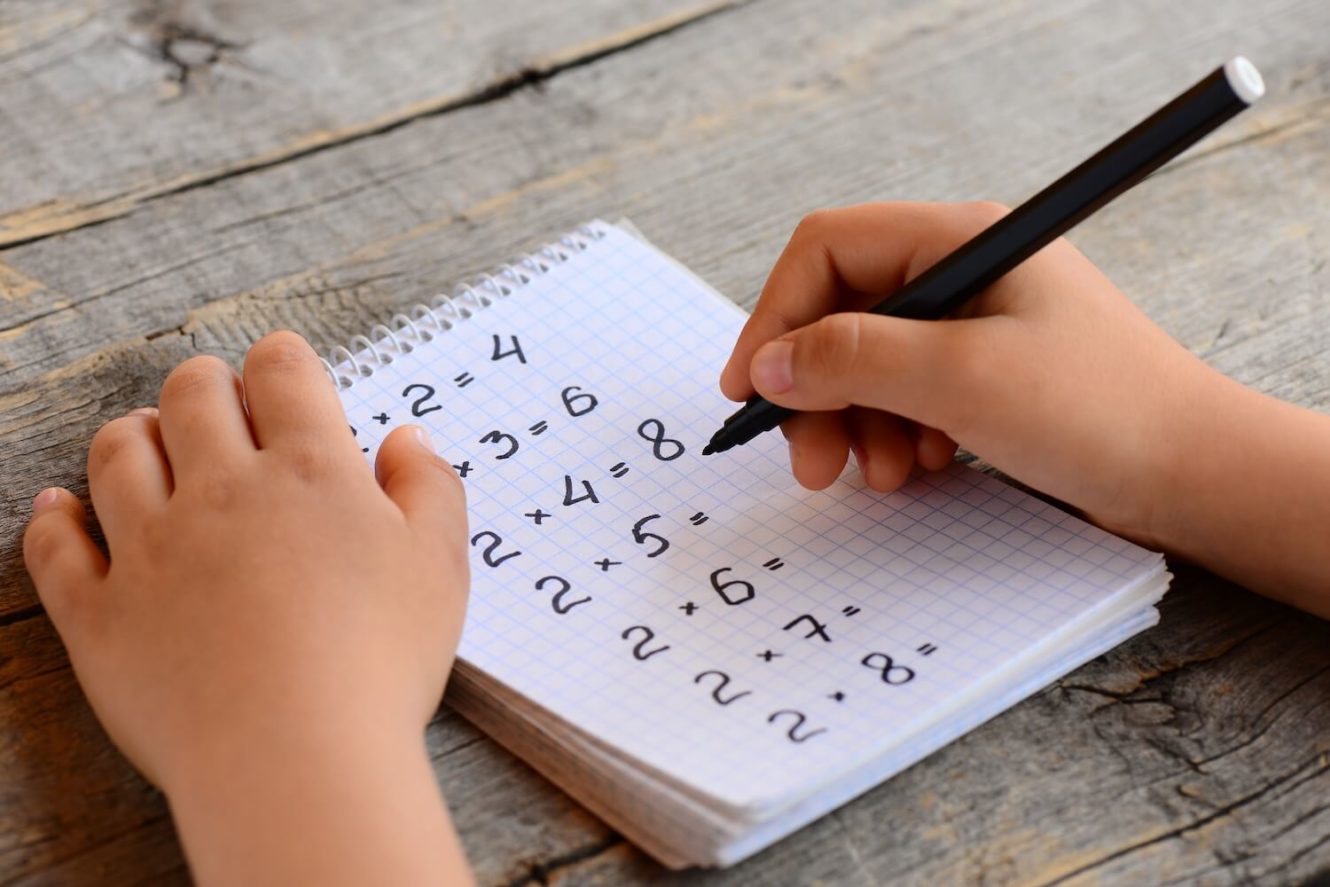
162;356;233;402
815;313;862;371
87;418;141;474
792;208;836;242
284;445;340;483
196;468;243;511
962;200;1010;230
246;331;313;374
23;515;65;567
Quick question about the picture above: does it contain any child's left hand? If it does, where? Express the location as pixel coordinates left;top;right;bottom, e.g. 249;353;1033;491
23;331;474;884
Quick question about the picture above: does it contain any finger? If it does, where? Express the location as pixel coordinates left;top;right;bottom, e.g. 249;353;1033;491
749;312;990;438
243;331;358;459
23;488;107;631
87;410;173;545
375;426;468;553
158;356;257;475
845;408;915;492
781;411;850;491
720;202;1007;400
915;425;960;472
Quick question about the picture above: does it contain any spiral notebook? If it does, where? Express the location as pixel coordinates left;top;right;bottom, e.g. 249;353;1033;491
328;219;1170;868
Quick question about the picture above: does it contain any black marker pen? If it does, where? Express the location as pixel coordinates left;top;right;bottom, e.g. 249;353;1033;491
703;57;1265;456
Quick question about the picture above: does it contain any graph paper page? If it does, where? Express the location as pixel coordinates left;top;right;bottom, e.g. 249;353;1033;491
337;221;1164;809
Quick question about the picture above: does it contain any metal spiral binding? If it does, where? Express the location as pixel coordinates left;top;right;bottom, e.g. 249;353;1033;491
320;222;607;389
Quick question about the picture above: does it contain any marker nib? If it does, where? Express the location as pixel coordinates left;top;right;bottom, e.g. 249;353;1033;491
701;444;716;456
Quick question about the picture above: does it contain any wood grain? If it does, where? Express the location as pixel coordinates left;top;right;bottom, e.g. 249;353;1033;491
2;0;1329;882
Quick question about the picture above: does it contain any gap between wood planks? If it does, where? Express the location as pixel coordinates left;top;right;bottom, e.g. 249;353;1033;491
0;0;752;251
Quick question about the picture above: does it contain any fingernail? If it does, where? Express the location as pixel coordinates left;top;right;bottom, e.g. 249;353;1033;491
751;340;795;394
408;425;435;453
788;441;800;476
32;488;60;514
129;407;158;417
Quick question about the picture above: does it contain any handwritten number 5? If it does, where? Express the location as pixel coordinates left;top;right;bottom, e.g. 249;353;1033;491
631;514;670;557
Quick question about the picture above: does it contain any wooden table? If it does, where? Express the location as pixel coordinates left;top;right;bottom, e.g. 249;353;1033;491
3;1;1329;883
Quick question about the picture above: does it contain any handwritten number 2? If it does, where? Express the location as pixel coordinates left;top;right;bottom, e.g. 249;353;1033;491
470;531;522;568
622;625;671;661
637;419;685;461
402;383;442;417
694;670;752;706
537;575;591;615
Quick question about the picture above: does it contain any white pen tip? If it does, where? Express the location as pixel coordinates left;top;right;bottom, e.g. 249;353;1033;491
1224;56;1265;104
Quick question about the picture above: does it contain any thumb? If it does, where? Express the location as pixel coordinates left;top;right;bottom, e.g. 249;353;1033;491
375;426;468;547
23;488;107;635
748;312;980;435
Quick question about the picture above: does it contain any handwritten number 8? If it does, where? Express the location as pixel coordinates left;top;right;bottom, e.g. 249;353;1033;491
861;652;916;686
637;419;685;461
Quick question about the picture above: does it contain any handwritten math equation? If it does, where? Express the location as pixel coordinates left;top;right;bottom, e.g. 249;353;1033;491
351;334;942;746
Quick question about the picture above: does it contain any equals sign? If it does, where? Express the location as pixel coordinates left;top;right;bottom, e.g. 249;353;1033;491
763;557;785;571
609;462;629;478
917;643;938;656
528;420;549;435
841;605;861;617
689;512;709;526
454;372;475;387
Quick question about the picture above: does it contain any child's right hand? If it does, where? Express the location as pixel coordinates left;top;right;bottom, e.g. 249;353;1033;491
721;202;1216;544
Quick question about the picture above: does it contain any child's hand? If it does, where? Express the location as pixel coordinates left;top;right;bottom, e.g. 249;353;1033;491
23;332;473;883
720;202;1330;610
720;202;1219;543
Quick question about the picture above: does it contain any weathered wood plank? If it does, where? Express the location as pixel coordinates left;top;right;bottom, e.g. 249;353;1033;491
2;0;1329;882
0;0;737;246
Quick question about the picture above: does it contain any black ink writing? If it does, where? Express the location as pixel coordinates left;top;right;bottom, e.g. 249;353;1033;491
767;709;827;744
470;531;522;568
350;425;368;453
454;372;474;387
861;652;916;685
402;383;443;417
479;430;519;459
562;475;600;506
783;614;831;643
537;575;591;615
621;625;671;661
710;567;755;606
560;385;599;418
631;514;669;557
694;670;753;706
637;418;685;461
491;334;527;364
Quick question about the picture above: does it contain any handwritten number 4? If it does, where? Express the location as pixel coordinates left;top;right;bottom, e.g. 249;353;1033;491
491;335;526;364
